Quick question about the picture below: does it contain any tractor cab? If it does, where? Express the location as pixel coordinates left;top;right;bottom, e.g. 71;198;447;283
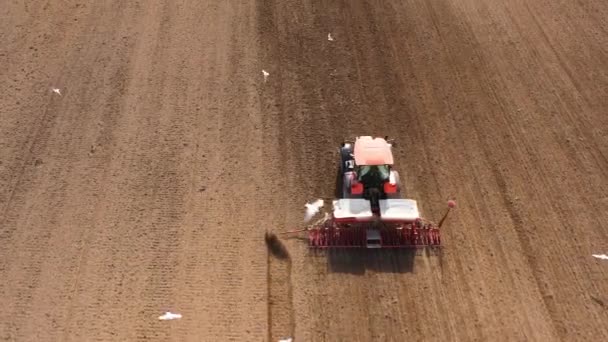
343;136;400;210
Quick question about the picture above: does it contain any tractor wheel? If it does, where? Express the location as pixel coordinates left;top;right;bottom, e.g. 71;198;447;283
335;164;343;198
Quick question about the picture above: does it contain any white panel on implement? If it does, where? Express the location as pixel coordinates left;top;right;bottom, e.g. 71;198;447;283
379;199;420;220
332;199;374;219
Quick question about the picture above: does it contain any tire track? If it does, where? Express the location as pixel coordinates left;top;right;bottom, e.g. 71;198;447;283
256;1;298;340
265;234;295;342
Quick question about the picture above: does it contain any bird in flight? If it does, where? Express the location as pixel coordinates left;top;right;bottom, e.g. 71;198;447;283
304;199;324;222
158;312;182;320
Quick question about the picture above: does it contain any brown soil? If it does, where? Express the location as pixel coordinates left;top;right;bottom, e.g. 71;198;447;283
1;0;607;341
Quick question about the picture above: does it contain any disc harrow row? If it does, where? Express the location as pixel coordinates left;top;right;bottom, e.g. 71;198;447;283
308;223;441;248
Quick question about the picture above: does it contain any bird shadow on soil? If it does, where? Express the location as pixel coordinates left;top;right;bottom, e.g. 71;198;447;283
591;296;606;309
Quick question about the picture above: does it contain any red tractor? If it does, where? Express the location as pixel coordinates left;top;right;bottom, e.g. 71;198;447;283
306;136;454;249
339;136;402;210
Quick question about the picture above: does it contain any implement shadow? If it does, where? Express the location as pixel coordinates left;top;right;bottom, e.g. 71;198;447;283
325;248;418;274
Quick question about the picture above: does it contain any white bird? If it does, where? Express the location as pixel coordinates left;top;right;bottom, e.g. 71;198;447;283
262;70;269;82
51;88;61;95
158;311;182;320
328;33;334;41
304;199;324;222
592;254;608;260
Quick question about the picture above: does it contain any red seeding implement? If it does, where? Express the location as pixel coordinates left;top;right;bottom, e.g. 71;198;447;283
284;136;455;249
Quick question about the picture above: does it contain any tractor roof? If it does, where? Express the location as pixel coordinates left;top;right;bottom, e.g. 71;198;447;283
353;136;394;165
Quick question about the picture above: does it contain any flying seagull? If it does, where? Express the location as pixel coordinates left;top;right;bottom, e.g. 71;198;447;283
158;312;182;320
304;199;324;222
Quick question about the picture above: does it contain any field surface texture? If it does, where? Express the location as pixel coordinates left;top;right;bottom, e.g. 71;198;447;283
1;1;607;341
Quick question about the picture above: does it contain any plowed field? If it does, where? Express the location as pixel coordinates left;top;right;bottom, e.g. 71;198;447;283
1;1;607;341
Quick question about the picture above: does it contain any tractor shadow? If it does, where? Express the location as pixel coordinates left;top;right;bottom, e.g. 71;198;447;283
324;248;418;274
